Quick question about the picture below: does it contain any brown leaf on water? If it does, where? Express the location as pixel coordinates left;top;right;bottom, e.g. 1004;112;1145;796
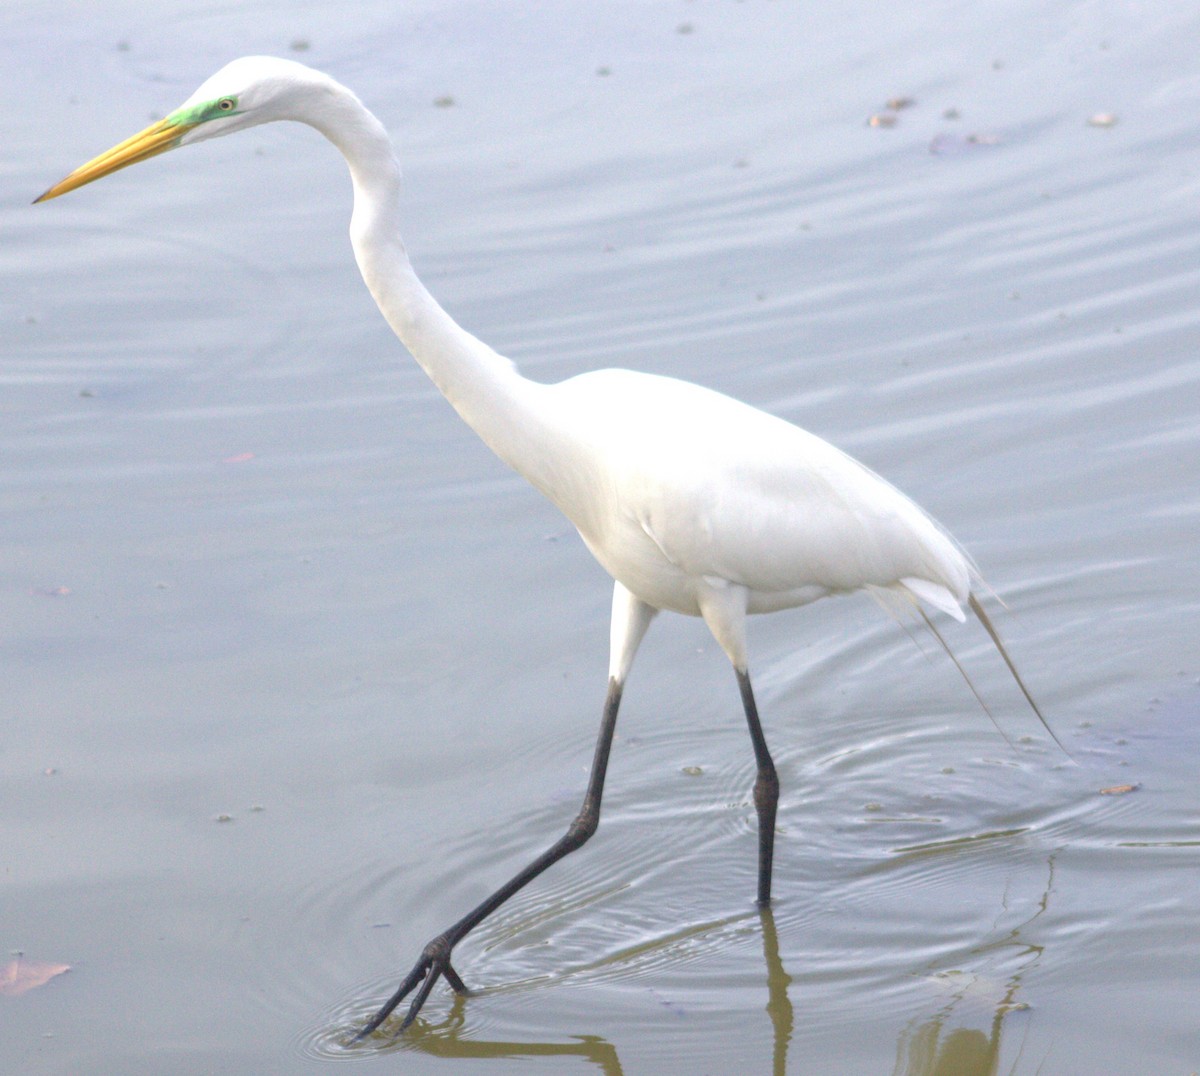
1099;783;1139;796
0;956;71;997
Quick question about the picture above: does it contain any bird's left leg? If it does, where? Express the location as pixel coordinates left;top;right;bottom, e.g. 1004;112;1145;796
735;667;779;907
355;583;657;1040
356;677;626;1039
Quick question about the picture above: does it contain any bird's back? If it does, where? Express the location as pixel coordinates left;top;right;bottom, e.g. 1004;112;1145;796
543;368;972;620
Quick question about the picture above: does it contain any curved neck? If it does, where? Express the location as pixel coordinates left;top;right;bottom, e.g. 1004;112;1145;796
302;80;555;487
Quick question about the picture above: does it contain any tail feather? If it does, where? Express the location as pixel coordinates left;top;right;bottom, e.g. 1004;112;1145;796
968;592;1071;758
919;607;1018;751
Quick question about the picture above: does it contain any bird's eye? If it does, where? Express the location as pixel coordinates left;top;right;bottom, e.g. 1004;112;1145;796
217;97;236;111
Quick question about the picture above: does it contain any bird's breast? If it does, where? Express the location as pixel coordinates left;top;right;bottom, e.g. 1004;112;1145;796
576;511;705;617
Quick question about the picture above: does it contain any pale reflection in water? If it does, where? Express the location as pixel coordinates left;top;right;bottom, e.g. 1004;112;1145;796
760;907;795;1076
351;858;1054;1075
350;905;798;1074
393;994;623;1074
893;859;1056;1076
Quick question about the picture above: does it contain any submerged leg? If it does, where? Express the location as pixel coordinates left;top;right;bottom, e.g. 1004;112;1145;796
357;676;626;1038
736;667;779;907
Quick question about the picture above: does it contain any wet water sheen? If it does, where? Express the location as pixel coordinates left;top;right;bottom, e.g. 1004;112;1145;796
4;2;1199;1073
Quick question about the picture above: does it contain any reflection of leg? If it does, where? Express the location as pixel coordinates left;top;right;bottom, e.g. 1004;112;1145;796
759;906;794;1076
736;668;779;907
358;676;626;1038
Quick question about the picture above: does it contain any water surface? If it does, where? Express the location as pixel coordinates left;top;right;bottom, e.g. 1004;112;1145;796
4;2;1199;1072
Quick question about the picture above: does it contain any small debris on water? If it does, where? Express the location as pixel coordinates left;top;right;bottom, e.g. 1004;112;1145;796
648;986;687;1016
1099;783;1139;796
681;766;703;777
930;131;1004;155
1087;112;1118;128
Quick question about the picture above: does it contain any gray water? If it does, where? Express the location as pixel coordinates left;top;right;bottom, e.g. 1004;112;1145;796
4;2;1199;1072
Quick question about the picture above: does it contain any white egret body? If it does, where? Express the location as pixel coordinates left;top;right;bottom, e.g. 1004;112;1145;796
37;57;1055;1036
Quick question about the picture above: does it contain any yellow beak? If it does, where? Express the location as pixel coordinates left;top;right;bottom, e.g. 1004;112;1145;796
35;116;199;203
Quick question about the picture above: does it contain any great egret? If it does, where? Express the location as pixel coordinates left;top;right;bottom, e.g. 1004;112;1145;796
38;57;1060;1036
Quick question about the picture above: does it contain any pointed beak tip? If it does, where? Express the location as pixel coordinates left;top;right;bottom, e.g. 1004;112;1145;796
32;116;192;207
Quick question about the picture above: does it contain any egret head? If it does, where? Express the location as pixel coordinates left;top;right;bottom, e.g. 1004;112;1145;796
35;56;334;202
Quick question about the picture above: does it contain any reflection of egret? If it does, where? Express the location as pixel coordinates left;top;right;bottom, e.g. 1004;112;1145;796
356;907;794;1070
759;907;795;1076
379;992;622;1074
38;57;1061;1036
893;857;1057;1076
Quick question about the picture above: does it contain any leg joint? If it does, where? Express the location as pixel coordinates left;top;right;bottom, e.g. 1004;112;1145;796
565;805;599;848
421;933;453;965
754;766;779;813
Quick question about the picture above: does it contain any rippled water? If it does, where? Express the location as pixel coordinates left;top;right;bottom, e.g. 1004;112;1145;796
5;2;1199;1072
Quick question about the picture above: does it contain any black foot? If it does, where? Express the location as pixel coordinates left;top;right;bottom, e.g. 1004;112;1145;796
355;934;467;1040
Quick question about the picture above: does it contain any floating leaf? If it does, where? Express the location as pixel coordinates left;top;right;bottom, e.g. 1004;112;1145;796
0;956;71;997
1099;783;1139;796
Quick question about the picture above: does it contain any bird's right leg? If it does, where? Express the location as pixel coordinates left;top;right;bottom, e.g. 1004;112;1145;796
736;667;779;908
356;674;626;1039
694;583;779;906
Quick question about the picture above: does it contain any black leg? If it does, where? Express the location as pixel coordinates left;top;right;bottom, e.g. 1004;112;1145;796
357;676;625;1039
736;668;779;907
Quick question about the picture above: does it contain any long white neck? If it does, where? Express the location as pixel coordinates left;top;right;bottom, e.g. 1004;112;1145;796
301;78;559;491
